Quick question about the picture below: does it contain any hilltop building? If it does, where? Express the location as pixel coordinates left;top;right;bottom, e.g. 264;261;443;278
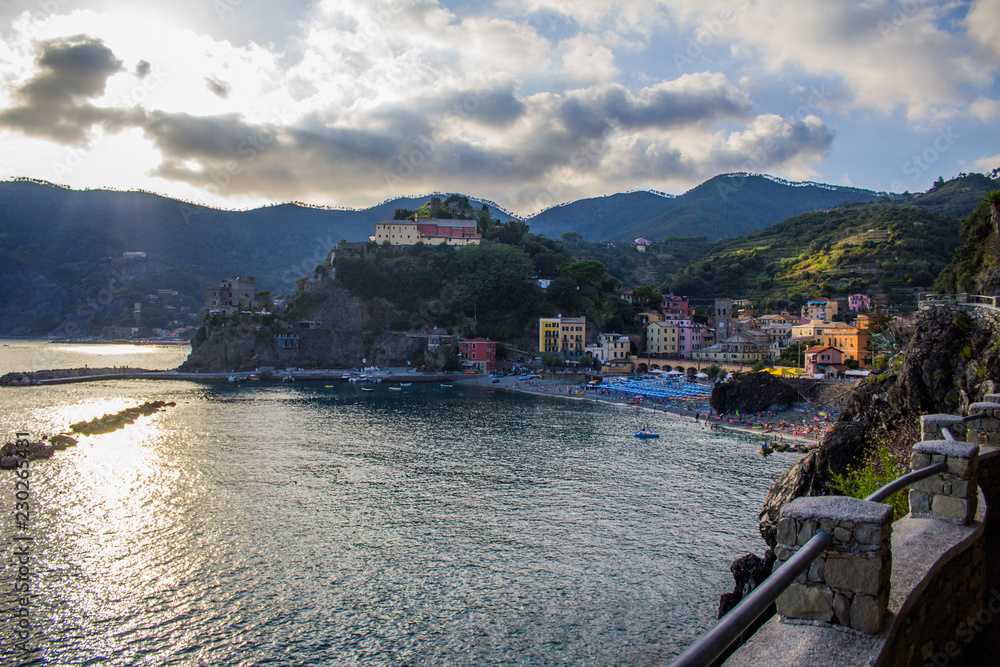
802;298;839;322
373;217;481;247
205;277;255;315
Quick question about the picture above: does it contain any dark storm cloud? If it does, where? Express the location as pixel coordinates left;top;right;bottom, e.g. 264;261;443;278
136;60;152;78
559;78;753;138
205;77;231;98
0;35;125;143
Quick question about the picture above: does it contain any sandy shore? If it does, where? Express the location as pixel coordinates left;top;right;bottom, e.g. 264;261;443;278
460;374;827;450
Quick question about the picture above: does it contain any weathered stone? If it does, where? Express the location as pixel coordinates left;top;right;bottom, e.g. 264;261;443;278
910;452;932;470
776;583;834;622
825;555;886;596
914;439;978;460
948;457;972;476
833;591;851;626
774;545;792;561
855;523;883;545
833;526;852;544
797;520;817;545
781;496;892;526
909;490;931;514
808;557;825;583
911;476;944;494
850;591;886;634
932;494;969;521
776;517;796;546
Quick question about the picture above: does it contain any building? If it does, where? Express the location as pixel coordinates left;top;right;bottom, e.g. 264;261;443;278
205;277;255;314
459;338;497;372
715;298;734;339
801;298;839;322
585;333;630;363
373;218;482;246
792;319;869;367
538;316;587;359
645;319;712;360
848;294;872;312
805;346;845;376
661;293;693;318
693;329;771;365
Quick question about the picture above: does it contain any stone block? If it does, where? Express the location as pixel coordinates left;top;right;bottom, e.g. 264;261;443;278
798;520;817;545
776;517;796;546
909;490;931;515
855;523;883;545
776;583;834;622
833;591;851;627
808;557;825;583
911;452;932;470
833;526;852;544
948;457;972;476
911;476;944;494
931;494;969;522
826;555;886;596
850;590;887;634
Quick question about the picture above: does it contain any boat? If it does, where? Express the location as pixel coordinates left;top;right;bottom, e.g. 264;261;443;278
282;375;294;383
440;383;453;388
634;423;659;439
360;387;375;392
228;375;238;383
388;386;402;391
399;382;412;387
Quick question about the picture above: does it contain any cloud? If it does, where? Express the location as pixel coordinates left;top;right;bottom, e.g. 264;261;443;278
205;77;231;98
135;60;151;78
967;0;1000;58
0;35;124;143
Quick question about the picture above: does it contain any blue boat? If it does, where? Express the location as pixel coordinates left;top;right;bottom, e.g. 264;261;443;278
634;423;659;439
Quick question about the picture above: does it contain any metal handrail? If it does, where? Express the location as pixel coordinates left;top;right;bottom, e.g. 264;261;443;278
668;531;833;667
668;457;960;667
866;462;947;503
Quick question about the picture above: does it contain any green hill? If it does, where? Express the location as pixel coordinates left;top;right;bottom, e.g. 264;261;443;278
526;174;878;242
665;203;963;310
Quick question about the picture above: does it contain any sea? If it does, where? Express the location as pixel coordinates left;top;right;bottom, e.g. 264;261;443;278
0;341;789;666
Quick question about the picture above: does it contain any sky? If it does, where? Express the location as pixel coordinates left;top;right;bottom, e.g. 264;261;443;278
0;0;997;216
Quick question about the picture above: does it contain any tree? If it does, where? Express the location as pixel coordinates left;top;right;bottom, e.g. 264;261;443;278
561;231;583;242
986;191;1000;239
631;285;662;311
542;352;565;368
706;363;723;380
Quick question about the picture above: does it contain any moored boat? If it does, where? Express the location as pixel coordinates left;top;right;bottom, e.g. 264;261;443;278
634;423;659;439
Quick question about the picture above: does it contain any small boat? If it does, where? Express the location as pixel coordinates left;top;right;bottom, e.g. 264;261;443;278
388;386;402;391
634;423;659;439
228;375;238;383
440;383;453;388
324;385;336;388
282;375;295;383
360;387;375;392
399;382;412;387
628;396;644;405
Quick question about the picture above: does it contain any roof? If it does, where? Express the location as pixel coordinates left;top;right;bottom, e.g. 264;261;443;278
378;217;478;228
461;338;494;344
805;345;841;354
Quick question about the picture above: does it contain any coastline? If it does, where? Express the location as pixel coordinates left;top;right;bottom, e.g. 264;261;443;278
459;375;825;450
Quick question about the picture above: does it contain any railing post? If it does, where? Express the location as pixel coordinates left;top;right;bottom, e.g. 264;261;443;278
966;401;1000;446
920;414;966;441
909;440;979;524
773;497;893;634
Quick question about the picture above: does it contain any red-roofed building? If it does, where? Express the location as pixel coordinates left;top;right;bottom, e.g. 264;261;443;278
458;338;497;372
373;218;482;246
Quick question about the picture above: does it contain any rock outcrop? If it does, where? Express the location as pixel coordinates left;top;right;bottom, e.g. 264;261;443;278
180;282;425;372
710;371;800;415
758;307;1000;546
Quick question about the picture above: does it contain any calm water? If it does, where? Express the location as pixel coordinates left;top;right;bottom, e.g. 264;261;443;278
0;344;788;666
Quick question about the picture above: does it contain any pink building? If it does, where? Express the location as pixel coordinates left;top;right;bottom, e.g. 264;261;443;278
805;345;844;375
848;294;871;312
660;293;694;318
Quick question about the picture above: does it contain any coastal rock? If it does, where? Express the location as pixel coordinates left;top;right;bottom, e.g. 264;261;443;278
710;372;799;416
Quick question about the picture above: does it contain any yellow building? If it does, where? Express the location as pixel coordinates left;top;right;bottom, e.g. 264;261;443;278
538;316;587;358
645;321;679;356
373;218;482;247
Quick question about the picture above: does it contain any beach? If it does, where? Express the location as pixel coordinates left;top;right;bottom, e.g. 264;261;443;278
460;374;831;450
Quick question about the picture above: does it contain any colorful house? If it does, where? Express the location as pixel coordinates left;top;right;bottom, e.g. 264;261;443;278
459;338;497;372
538;316;587;359
805;345;844;376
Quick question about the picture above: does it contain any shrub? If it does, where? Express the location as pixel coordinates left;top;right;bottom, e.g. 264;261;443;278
831;444;909;521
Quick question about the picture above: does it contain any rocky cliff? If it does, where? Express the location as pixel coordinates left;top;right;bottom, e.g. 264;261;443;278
180;282;425;372
758;306;1000;545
